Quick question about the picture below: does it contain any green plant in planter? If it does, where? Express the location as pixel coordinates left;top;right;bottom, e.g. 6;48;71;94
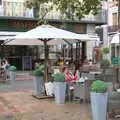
91;80;107;93
34;65;45;76
34;69;44;76
101;47;109;55
8;65;17;71
39;65;45;72
100;59;110;67
54;73;65;82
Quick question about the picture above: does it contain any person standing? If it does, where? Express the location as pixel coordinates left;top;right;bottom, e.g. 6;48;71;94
1;58;9;80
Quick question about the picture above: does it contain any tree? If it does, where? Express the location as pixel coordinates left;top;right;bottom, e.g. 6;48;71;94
24;0;101;22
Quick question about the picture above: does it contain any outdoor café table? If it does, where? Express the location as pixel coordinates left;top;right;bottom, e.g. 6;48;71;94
73;79;96;102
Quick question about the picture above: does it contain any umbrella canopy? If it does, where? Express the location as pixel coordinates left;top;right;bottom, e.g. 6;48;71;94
5;38;75;45
3;24;97;84
4;25;96;45
111;34;120;44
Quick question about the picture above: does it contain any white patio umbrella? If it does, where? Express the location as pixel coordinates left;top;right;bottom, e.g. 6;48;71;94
4;24;95;82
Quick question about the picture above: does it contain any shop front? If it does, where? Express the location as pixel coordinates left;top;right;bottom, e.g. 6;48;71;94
0;16;102;70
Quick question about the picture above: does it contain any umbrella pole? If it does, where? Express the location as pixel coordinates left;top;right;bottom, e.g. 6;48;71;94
44;40;48;83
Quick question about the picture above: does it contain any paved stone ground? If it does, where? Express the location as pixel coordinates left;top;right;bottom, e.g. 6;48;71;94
0;90;92;120
0;72;117;120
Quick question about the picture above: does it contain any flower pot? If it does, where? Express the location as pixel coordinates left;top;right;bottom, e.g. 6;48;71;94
54;82;66;104
34;76;44;97
9;71;16;83
90;92;108;120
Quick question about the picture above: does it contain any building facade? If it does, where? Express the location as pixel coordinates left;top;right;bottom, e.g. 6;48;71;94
96;0;120;61
0;0;107;70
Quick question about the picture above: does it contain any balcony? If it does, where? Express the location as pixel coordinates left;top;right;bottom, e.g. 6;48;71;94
0;1;107;24
44;9;107;24
81;9;107;23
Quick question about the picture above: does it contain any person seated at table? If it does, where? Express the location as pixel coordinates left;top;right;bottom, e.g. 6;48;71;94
74;68;80;81
63;67;77;82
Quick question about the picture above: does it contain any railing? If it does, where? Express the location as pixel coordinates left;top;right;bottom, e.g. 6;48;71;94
0;1;107;23
82;9;107;23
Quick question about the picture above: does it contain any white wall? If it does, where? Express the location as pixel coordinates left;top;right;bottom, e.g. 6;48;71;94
108;1;118;25
86;24;96;60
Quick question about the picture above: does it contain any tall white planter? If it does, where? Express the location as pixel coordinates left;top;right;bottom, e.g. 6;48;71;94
9;71;16;83
90;92;108;120
34;76;44;97
54;82;66;104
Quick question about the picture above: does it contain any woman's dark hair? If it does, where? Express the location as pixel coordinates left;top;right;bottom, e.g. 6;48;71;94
62;66;67;72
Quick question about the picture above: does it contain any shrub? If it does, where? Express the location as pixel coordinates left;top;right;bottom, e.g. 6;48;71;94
101;47;109;54
39;65;45;72
91;80;107;93
34;65;45;76
54;73;65;82
8;66;16;71
34;69;44;76
100;59;110;67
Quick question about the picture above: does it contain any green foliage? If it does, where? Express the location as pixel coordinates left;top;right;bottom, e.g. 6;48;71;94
34;69;44;76
24;0;101;20
39;65;45;72
100;59;110;67
91;80;107;93
53;0;101;19
8;66;16;71
101;47;109;54
54;73;65;82
34;65;45;76
24;0;49;9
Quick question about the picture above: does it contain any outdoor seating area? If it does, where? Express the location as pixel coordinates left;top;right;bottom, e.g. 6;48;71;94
1;63;119;119
0;53;120;120
0;23;120;120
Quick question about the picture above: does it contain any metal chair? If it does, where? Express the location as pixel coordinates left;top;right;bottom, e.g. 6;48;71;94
107;91;120;119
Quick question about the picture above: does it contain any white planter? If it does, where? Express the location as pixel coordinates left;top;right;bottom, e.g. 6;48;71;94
90;92;108;120
34;76;44;97
9;71;16;83
54;82;66;104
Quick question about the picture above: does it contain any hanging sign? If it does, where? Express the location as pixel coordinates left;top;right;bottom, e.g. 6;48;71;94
112;57;119;65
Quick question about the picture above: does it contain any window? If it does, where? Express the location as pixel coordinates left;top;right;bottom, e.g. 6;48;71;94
112;13;118;25
5;2;25;16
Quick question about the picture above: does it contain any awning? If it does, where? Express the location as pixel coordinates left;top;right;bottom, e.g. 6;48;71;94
0;31;23;41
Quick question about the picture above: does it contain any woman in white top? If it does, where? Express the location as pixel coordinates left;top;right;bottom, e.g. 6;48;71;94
1;59;9;80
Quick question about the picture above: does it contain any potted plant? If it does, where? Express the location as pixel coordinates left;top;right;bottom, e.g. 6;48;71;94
8;65;16;83
90;80;108;120
33;65;45;97
53;73;66;104
100;59;110;68
100;47;110;68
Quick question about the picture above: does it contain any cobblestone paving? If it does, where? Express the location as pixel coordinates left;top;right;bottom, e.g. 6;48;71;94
0;90;92;120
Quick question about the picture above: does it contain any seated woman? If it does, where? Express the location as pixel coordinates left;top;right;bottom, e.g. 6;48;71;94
63;67;77;82
63;67;78;101
74;68;80;81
